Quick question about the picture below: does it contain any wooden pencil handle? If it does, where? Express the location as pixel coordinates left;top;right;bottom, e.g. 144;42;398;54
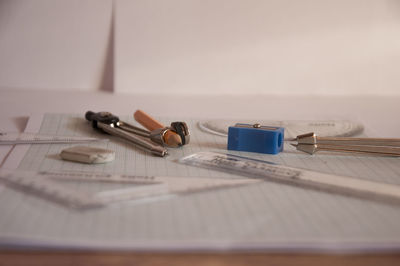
134;109;183;147
134;110;165;131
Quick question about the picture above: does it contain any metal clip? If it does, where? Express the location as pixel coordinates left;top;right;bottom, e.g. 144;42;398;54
234;123;280;131
291;132;400;157
149;127;169;146
170;122;190;145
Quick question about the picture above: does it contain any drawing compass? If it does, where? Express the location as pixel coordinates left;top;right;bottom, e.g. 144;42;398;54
85;111;168;157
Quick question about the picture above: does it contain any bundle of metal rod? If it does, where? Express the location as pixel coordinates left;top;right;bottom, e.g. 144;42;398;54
291;132;400;157
85;111;168;157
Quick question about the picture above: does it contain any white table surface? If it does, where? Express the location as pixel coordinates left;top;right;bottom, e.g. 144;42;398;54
1;89;400;254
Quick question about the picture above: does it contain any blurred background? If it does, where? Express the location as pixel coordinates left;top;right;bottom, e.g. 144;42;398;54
0;0;399;95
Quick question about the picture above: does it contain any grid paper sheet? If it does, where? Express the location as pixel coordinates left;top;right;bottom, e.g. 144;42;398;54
1;113;400;251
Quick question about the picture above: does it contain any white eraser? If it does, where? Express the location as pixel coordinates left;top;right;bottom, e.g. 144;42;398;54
60;146;115;164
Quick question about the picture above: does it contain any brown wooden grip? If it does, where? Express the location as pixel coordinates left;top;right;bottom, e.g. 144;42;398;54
134;110;164;131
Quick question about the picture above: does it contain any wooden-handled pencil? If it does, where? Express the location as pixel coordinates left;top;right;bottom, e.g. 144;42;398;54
134;110;182;147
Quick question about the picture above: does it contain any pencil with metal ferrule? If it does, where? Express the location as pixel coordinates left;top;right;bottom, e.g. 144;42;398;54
134;110;182;147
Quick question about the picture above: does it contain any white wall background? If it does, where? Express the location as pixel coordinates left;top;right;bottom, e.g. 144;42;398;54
116;0;400;95
0;0;113;91
0;0;399;95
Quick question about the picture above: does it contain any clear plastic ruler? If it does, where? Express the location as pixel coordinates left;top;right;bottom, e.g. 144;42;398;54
0;132;106;145
198;120;364;139
180;152;400;205
38;171;161;184
0;169;257;209
0;170;169;209
0;169;105;209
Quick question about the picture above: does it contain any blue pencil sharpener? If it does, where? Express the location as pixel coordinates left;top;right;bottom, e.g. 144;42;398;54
227;123;284;154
